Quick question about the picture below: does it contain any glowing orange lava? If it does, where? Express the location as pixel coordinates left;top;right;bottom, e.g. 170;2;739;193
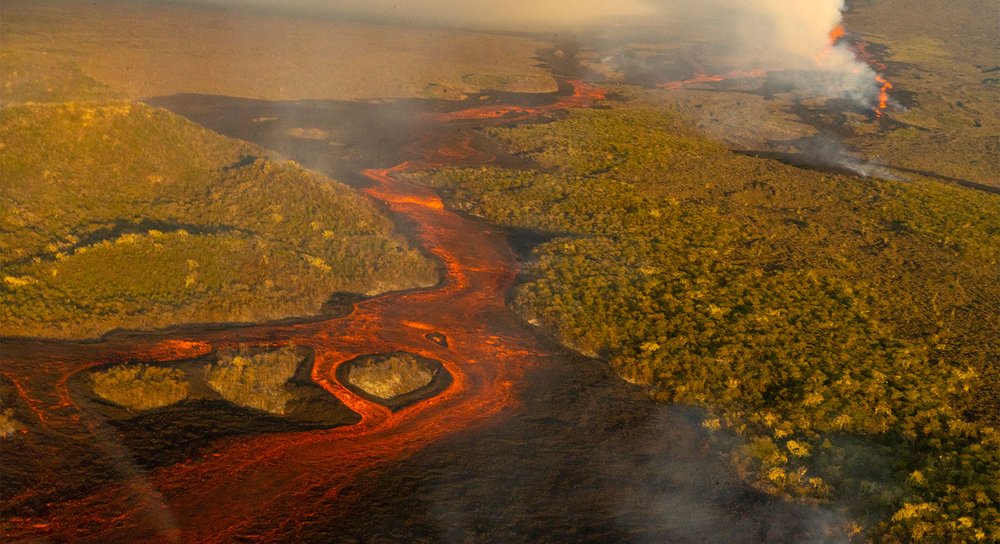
2;81;606;542
138;340;213;361
873;73;893;118
438;80;606;121
827;23;894;118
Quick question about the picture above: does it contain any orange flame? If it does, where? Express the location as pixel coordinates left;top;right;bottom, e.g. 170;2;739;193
819;23;896;119
813;23;848;66
828;25;846;45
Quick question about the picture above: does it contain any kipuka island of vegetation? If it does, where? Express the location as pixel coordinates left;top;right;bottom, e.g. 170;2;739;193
339;352;451;411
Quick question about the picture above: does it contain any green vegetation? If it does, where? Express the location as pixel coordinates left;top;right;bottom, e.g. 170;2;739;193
90;364;190;410
205;346;302;415
411;107;1000;541
82;345;344;420
345;353;437;400
1;98;437;338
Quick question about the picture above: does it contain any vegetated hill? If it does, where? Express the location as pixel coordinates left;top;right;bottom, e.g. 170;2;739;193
409;107;1000;542
0;101;438;338
0;49;120;104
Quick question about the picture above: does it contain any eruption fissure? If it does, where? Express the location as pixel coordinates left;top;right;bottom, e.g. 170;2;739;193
873;74;893;117
653;3;893;118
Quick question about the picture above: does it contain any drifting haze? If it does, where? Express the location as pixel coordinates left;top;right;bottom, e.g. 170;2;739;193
198;0;877;102
201;0;655;28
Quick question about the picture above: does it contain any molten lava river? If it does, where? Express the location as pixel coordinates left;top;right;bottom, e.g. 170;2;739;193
2;82;838;543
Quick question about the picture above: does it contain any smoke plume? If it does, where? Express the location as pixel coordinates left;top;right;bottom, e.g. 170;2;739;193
596;0;879;105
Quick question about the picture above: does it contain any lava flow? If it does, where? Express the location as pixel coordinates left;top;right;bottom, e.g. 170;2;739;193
2;81;606;542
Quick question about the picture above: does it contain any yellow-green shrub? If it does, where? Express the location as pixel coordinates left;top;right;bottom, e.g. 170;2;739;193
90;364;189;410
205;347;302;415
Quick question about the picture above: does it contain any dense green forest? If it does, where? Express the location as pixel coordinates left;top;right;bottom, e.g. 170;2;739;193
0;62;438;338
410;107;1000;542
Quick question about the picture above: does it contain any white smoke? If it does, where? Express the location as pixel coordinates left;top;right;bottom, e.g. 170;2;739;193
741;0;877;102
638;0;879;104
725;0;847;66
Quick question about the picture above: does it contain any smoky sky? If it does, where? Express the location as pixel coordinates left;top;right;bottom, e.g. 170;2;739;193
199;0;654;28
201;0;846;43
196;0;877;103
197;0;858;66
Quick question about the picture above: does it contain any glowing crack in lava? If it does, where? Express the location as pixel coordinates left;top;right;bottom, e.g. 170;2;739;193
3;81;606;542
